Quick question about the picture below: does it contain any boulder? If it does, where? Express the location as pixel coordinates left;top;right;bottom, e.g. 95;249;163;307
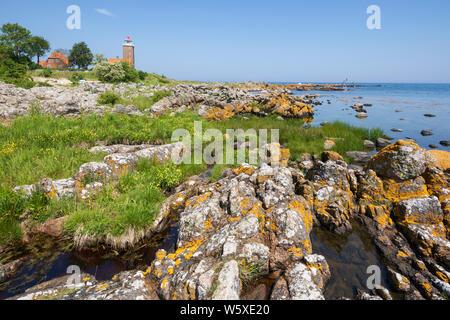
376;138;392;148
368;140;427;181
321;151;344;162
346;151;372;164
212;260;241;300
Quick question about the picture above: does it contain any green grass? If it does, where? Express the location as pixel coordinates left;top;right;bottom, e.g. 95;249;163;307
120;90;172;111
30;70;98;81
97;91;121;106
239;259;266;286
64;160;204;241
0;111;201;188
214;115;389;162
0;110;388;247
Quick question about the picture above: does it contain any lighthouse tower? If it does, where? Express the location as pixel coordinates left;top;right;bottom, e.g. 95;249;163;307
123;36;135;69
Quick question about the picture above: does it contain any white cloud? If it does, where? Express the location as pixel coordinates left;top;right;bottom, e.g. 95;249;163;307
95;8;115;17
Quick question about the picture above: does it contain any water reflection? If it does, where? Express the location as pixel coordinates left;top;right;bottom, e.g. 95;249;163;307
0;225;179;299
311;223;391;300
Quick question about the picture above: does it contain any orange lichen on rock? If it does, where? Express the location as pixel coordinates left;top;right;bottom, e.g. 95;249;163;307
360;204;393;229
426;150;450;171
234;164;256;176
382;178;430;202
288;199;313;233
260;143;290;167
262;94;314;118
368;140;427;181
205;105;235;121
321;151;344;162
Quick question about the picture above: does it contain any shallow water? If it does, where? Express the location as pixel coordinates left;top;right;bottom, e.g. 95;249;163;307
0;225;179;299
2;221;395;300
295;83;450;149
310;223;392;300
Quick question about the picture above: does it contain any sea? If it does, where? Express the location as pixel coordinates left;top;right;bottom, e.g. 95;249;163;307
291;83;450;149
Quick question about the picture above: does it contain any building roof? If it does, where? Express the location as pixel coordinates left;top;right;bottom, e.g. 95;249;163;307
108;58;133;66
47;51;70;65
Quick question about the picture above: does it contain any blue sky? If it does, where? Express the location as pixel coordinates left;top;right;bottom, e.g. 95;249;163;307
1;0;449;83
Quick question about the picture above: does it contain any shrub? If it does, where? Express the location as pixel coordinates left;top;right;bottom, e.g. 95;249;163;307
121;61;139;82
39;68;54;78
0;57;35;89
151;90;172;104
93;61;140;83
69;72;85;83
138;70;147;81
97;91;121;106
94;61;126;83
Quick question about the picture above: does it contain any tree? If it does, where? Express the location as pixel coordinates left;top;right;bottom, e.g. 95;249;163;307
94;53;107;65
0;23;31;58
68;42;93;69
27;36;50;63
0;42;12;58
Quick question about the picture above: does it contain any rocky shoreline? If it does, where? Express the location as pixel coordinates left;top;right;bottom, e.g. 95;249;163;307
6;140;450;301
0;80;449;301
0;81;317;121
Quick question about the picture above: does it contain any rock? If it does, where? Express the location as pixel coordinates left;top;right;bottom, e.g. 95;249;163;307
368;140;427;181
0;81;318;121
394;197;449;264
104;153;139;177
440;141;450;147
259;143;290;167
285;262;325;300
346;151;372;164
323;139;336;150
135;142;187;164
364;140;375;150
243;284;268;300
376;138;392;149
11;270;156;300
356;112;368;119
320;122;329;127
391;128;403;133
112;105;144;116
427;152;450;171
212;260;241;300
389;269;411;292
89;144;151;155
375;286;393;300
429;145;438;149
31;216;68;239
0;258;25;284
270;277;290;300
144;162;326;300
321;151;344;162
356;292;383;300
421;130;433;137
424;114;436;118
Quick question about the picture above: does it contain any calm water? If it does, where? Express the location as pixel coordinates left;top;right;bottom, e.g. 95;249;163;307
0;225;179;299
294;83;450;149
311;223;393;300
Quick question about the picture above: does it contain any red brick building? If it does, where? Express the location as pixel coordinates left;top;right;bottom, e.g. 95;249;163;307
39;51;71;69
108;36;135;69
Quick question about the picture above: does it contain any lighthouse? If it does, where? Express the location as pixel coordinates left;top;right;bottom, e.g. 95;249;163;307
123;36;135;69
